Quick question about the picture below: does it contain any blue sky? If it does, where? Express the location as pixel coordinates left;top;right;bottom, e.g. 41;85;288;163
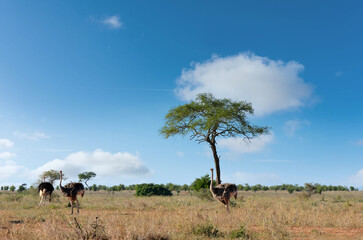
0;1;362;188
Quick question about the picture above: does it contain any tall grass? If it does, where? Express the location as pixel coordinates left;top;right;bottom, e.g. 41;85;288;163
0;190;362;239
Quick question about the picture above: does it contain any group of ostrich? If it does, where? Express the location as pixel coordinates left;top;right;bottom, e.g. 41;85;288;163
38;169;237;214
38;170;85;214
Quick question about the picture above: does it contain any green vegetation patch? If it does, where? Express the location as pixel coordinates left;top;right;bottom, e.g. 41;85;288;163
135;184;172;197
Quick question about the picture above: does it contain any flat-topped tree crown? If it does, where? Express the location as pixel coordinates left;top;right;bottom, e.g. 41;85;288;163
39;170;62;185
160;93;270;184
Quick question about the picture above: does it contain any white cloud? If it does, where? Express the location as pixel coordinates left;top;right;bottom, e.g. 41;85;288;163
102;15;122;29
0;160;24;180
348;169;363;187
356;140;363;146
232;171;281;185
284;119;310;137
176;53;313;116
0;138;14;149
219;133;274;154
0;152;16;159
31;149;151;179
13;131;50;141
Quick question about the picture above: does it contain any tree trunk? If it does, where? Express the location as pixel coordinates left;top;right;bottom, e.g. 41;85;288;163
210;142;221;184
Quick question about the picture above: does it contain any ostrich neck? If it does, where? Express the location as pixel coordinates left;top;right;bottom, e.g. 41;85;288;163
59;174;65;192
210;171;215;194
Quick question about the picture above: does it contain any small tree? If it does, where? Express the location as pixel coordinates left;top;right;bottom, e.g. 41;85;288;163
10;185;16;192
303;183;318;198
17;183;27;192
78;172;96;189
190;174;213;191
40;170;63;184
287;186;295;194
161;93;269;184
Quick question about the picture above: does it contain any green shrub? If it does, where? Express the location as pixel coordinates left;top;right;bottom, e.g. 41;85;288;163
190;174;212;191
17;184;27;192
192;188;214;201
193;222;223;238
287;186;294;194
229;225;252;239
135;184;172;197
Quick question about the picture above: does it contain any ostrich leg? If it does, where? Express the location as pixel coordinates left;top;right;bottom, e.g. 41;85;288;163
70;200;74;214
76;199;80;213
38;195;44;207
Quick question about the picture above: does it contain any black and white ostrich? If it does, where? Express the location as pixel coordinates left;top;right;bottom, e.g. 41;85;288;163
210;168;237;212
59;170;85;214
38;176;54;207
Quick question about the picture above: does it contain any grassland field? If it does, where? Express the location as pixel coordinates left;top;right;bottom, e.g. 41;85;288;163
1;190;363;239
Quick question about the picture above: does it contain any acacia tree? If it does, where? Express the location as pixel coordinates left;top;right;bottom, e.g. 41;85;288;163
160;93;269;184
78;172;96;189
39;170;63;184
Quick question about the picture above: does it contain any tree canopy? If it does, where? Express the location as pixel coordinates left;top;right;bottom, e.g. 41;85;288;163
78;171;96;188
39;170;63;185
161;93;270;184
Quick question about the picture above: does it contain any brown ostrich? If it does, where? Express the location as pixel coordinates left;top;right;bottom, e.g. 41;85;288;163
59;170;85;214
38;176;54;207
210;168;237;212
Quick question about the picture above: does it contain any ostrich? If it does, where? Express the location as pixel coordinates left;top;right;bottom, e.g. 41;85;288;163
210;168;237;212
59;170;85;214
38;176;54;207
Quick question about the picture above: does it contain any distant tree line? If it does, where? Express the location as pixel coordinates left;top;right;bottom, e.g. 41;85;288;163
236;183;358;193
0;182;359;193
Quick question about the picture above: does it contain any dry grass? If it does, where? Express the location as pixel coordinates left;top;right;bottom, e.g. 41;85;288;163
1;190;363;239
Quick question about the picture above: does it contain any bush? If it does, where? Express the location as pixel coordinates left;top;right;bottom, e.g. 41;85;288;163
287;186;294;194
135;184;172;197
193;222;223;238
229;225;252;239
190;174;212;191
17;184;27;192
192;188;214;201
304;183;317;197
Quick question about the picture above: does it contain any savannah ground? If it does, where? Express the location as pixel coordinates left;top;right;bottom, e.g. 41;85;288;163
1;190;363;239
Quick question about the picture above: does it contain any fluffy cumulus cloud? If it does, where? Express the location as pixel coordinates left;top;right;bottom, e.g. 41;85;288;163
232;171;281;185
176;53;313;116
102;15;122;29
0;138;14;149
0;160;25;180
348;169;363;187
219;133;274;154
284;119;310;137
0;151;24;180
13;131;50;141
31;149;151;179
